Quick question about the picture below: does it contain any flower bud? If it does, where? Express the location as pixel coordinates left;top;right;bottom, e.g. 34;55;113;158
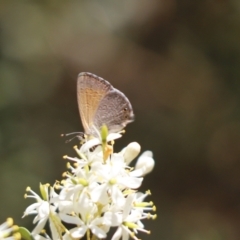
135;151;155;176
123;142;141;164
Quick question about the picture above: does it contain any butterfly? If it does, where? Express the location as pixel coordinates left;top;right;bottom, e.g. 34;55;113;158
77;72;134;137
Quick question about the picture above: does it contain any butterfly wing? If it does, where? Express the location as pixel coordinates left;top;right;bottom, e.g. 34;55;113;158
94;88;134;133
77;72;112;135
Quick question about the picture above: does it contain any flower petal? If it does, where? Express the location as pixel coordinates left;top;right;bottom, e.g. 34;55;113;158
71;226;87;238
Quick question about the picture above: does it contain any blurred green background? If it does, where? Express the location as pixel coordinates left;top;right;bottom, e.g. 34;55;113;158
1;0;240;239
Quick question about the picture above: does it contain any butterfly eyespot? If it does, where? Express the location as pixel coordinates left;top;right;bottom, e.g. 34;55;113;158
123;107;128;112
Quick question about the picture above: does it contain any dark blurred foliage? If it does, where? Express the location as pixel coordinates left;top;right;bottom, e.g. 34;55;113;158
1;0;240;239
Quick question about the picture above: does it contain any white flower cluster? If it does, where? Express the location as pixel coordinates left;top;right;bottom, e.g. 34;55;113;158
23;133;156;240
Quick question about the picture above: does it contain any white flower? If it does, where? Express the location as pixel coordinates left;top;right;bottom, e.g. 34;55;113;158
0;218;19;240
105;194;150;240
59;194;108;239
90;153;143;205
58;167;98;203
22;184;63;238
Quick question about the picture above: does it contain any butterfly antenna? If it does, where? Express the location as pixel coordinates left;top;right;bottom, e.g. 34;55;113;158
61;132;84;143
61;132;83;136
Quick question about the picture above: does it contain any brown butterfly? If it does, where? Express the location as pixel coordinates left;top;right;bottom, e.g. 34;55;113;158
77;72;134;137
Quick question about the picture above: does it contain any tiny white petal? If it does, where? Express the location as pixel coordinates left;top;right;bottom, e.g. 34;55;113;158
31;218;48;236
122;226;130;240
38;202;50;218
118;176;143;189
104;212;122;226
71;226;88;238
63;232;73;240
59;213;83;225
123;194;134;219
91;183;108;205
23;203;40;216
91;225;107;239
58;200;74;213
107;133;122;141
49;217;61;240
111;186;125;205
80;138;101;152
111;227;122;240
137;220;144;229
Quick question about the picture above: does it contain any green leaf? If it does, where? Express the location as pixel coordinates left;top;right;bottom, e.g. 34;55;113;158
18;227;34;240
